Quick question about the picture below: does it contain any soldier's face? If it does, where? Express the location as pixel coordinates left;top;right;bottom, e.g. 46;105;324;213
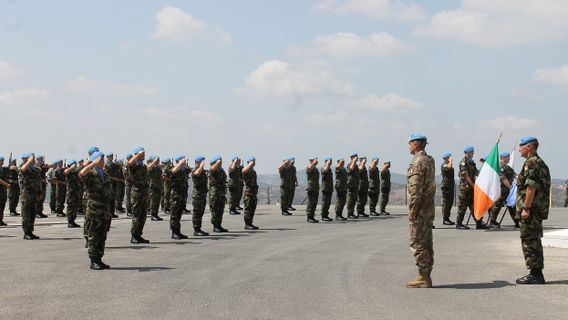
466;151;474;158
0;160;3;166
519;144;532;158
500;157;509;164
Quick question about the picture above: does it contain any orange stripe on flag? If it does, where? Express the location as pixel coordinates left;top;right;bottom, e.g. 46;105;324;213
473;183;494;220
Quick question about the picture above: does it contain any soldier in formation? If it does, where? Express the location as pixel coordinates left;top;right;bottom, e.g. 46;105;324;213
379;161;391;215
334;158;347;221
242;156;259;229
455;146;487;230
191;155;209;236
19;153;41;240
305;157;320;223
356;157;369;218
8;159;20;216
488;152;519;229
440;152;455;225
161;158;172;214
147;155;164;221
228;157;243;215
53;159;67;217
209;156;229;232
169;155;190;239
0;156;9;226
346;153;359;219
279;158;293;216
368;157;381;216
320;157;333;222
128;147;153;244
36;155;49;219
65;159;82;228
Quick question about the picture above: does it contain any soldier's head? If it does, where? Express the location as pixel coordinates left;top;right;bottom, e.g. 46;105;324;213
21;153;34;163
350;153;358;163
133;146;145;161
210;155;222;167
408;133;427;154
288;157;295;165
308;157;318;166
54;159;63;168
324;156;332;165
87;146;99;156
247;156;256;166
67;159;76;167
89;152;105;168
36;155;45;165
463;146;475;159
126;153;133;161
360;156;367;165
371;157;379;166
337;158;345;167
499;152;510;165
106;152;114;162
0;156;4;166
10;159;16;166
519;136;538;158
195;155;205;166
384;161;391;168
147;155;157;163
442;152;451;162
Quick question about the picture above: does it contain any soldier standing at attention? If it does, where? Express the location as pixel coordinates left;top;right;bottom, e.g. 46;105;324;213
242;156;259;230
0;156;10;226
83;147;100;216
405;133;436;288
209;156;229;233
19;153;41;240
320;156;333;222
288;158;298;212
161;159;172;214
455;146;487;230
53;160;67;217
124;154;133;216
47;166;57;214
515;136;550;285
334;158;348;221
147;155;164;221
489;152;518;228
80;151;112;270
564;180;568;208
112;158;126;213
306;157;320;224
346;153;359;219
128;147;154;244
64;159;81;228
440;152;455;225
104;153;119;219
191;156;209;236
169;155;190;239
228;157;243;215
77;159;85;215
278;159;292;216
368;157;381;216
35;155;49;219
379;161;392;215
8;159;20;216
356;157;370;218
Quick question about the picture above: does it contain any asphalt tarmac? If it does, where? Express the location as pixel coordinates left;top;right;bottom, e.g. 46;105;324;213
1;205;567;320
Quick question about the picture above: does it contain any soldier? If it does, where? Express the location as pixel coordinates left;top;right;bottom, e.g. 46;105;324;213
146;155;164;221
288;158;298;211
0;156;10;226
228;157;243;215
53;160;67;217
334;158;348;221
169;155;190;239
83;146;100;216
104;153;119;219
19;153;41;239
278;159;292;216
515;136;550;285
346;153;359;219
564;180;568;208
8;159;20;216
405;133;436;288
64;159;81;228
35;155;49;219
209;155;228;232
242;156;259;229
79;151;112;270
128;147;154;244
77;159;85;215
368;157;381;216
191;155;209;236
488;152;518;228
455;146;487;230
320;156;334;222
47;166;57;214
379;161;392;215
113;158;126;213
161;159;172;214
306;157;320;223
356;156;370;218
440;152;455;225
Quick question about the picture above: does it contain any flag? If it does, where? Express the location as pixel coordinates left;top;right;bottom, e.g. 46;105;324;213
505;147;517;207
473;142;501;219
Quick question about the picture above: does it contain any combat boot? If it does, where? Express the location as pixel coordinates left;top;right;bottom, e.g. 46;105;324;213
90;257;105;271
347;214;358;219
456;223;470;230
68;221;81;228
0;220;7;226
405;274;432;288
288;206;296;211
36;212;48;219
488;220;500;229
281;210;292;216
111;213;119;218
476;220;488;230
358;212;369;218
130;234;150;244
443;218;455;225
10;210;20;216
229;209;240;215
335;215;347;221
321;216;333;222
150;214;163;221
236;205;244;210
98;258;111;269
116;207;125;213
245;224;259;230
56;212;66;217
171;229;189;240
307;217;319;223
380;211;390;215
212;225;228;233
369;211;380;217
193;228;209;236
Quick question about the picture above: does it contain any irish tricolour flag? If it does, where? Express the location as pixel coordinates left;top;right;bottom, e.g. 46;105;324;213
473;142;501;220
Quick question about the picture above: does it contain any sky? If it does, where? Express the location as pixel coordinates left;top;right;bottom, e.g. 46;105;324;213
0;0;566;176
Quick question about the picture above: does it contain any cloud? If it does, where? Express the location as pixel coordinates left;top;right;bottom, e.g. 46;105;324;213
357;93;422;110
152;6;232;44
142;107;221;124
240;60;354;98
66;76;158;95
289;32;414;58
0;60;23;80
312;0;427;22
415;0;568;46
305;111;349;125
480;116;537;130
532;65;568;86
0;88;49;106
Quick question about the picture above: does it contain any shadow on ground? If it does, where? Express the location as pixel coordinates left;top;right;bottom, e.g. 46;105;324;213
435;280;514;289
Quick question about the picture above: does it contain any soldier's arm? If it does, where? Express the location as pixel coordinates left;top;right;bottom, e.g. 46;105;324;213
242;161;254;174
64;164;77;175
128;151;144;167
230;161;237;171
501;176;512;189
147;158;160;171
0;178;10;188
79;161;97;177
465;172;475;188
21;156;35;172
193;161;205;175
323;160;331;172
380;164;388;173
172;159;187;174
210;160;222;172
447;157;453;168
407;159;425;221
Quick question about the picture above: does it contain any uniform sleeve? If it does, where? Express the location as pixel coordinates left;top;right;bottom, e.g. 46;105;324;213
524;160;539;187
407;158;425;217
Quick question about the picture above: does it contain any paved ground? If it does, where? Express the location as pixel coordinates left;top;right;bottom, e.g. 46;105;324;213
1;205;567;320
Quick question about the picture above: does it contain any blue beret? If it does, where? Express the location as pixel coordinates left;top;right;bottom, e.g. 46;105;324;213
308;157;317;161
148;155;157;161
372;157;379;161
209;155;222;164
246;156;256;163
89;151;104;162
480;156;487;161
499;152;510;158
133;146;144;154
54;159;63;164
463;146;474;153
442;152;451;159
350;153;358;158
67;159;76;166
162;158;171;164
324;156;332;161
126;153;133;159
195;155;205;162
106;152;113;157
360;156;367;160
87;146;99;155
36;155;44;159
78;159;84;163
409;132;427;142
21;153;33;159
0;156;4;161
288;157;295;161
519;136;538;146
337;158;344;162
175;155;185;162
232;156;239;161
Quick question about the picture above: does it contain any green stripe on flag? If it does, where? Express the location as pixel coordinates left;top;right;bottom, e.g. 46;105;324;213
486;142;500;174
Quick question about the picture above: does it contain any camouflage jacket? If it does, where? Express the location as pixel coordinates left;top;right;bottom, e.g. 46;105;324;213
459;157;478;189
279;166;290;188
104;161;122;180
368;167;380;191
148;166;163;190
171;168;189;195
321;167;333;192
499;163;515;194
440;161;455;190
192;170;208;196
243;169;258;195
228;165;243;188
83;168;112;206
208;167;227;194
289;166;297;188
66;167;82;196
18;164;41;196
54;167;67;183
380;168;391;191
0;167;9;190
9;166;19;184
162;165;172;187
347;163;359;190
516;153;551;220
335;167;347;192
128;162;149;190
306;167;320;192
406;150;436;218
358;166;369;191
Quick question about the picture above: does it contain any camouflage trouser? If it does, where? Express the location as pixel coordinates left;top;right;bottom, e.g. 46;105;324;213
289;185;296;207
84;200;112;258
21;194;37;234
82;190;88;214
456;187;473;224
125;183;132;213
409;214;434;275
39;182;47;213
115;181;125;209
50;183;57;212
228;185;241;210
130;188;148;236
8;183;19;212
321;190;332;218
209;191;226;227
565;190;568;207
346;187;358;215
161;182;171;211
149;187;162;215
335;189;347;217
489;190;510;221
169;191;185;231
244;191;258;225
107;183;115;215
192;193;207;229
66;191;81;222
280;186;292;211
0;189;7;221
306;190;319;219
441;187;454;220
356;188;368;214
379;188;390;212
368;190;379;213
520;214;544;270
56;184;66;213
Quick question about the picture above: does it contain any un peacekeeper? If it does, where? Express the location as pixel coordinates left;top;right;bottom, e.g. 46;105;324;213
83;146;100;216
405;133;436;288
368;157;381;216
320;156;334;222
488;152;519;229
19;153;42;240
209;155;229;232
146;155;164;221
35;155;50;219
242;156;259;230
379;161;392;215
8;159;20;216
346;153;359;219
334;158;348;221
104;153;119;218
515;136;551;285
168;155;190;239
128;147;154;244
79;151;112;270
440;152;455;225
564;180;568;208
64;159;81;228
124;154;133;216
161;158;172;214
356;156;370;218
53;160;67;217
228;156;243;215
288;157;298;211
455;146;487;230
0;156;10;226
306;157;320;223
47;166;57;213
113;158;126;213
191;155;209;236
77;159;85;215
278;158;292;216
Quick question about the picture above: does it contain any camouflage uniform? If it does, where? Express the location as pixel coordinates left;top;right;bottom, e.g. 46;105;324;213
161;164;172;212
129;162;149;236
368;167;380;213
489;163;517;223
321;166;333;219
83;168;112;260
440;161;455;221
8;166;20;213
243;167;259;225
346;163;359;216
19;164;42;234
334;166;348;218
228;165;243;212
54;167;67;214
289;165;297;208
124;165;132;214
191;169;208;230
148;165;163;216
169;167;189;232
516;153;550;271
279;166;291;212
0;165;9;221
38;165;48;214
456;157;478;224
564;180;568;208
208;167;227;227
379;168;391;212
114;166;125;211
47;168;57;213
407;150;436;277
306;166;320;220
66;166;82;223
104;160;119;215
356;166;369;215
